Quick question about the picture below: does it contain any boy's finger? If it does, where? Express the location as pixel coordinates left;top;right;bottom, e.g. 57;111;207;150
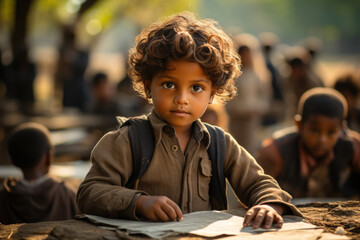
167;199;183;221
160;203;177;221
154;208;171;222
264;212;274;229
252;209;266;229
274;214;284;228
243;208;257;226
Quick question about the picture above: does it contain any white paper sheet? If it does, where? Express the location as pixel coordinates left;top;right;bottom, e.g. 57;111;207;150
84;210;319;239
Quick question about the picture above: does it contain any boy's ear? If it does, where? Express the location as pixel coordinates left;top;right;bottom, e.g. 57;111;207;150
209;95;214;104
341;120;347;129
144;79;151;98
294;114;302;130
45;149;54;167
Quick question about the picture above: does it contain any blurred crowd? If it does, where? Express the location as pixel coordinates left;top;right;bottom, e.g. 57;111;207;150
1;29;360;163
1;24;360;184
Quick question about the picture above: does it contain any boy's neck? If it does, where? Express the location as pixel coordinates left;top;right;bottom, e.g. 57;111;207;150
22;168;48;181
174;126;192;153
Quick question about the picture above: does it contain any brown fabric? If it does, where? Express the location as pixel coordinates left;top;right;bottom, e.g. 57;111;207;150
77;110;301;219
0;176;79;224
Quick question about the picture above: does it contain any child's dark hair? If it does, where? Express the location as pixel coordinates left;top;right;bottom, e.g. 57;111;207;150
128;11;241;102
333;74;360;97
91;72;108;87
296;87;348;123
7;122;52;169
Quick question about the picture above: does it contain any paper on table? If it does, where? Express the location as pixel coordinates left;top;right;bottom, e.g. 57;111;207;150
84;210;318;239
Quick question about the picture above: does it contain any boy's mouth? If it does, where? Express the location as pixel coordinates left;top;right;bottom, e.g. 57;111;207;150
171;109;190;116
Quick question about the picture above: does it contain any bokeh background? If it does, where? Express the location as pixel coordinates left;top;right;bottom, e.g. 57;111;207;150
0;0;359;167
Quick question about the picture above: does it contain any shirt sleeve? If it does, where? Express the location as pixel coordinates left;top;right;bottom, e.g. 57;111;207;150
224;133;302;216
76;128;147;219
255;138;283;178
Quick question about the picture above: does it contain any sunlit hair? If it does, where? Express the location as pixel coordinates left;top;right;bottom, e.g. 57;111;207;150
128;11;241;102
296;87;348;123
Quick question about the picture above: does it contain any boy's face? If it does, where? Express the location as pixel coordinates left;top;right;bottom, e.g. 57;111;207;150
296;114;343;159
147;60;214;133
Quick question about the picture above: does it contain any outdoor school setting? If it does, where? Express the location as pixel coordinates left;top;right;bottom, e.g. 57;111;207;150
1;1;360;239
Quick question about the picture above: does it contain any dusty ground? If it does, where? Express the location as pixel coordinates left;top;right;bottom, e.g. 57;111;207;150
296;201;360;240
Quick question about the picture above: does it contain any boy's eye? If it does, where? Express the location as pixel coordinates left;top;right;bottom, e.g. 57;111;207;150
162;82;175;89
191;84;204;93
309;128;320;134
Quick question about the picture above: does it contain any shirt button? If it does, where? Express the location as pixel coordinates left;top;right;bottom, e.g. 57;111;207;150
171;145;179;152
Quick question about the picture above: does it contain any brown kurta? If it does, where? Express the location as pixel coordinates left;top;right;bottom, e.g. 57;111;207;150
0;175;79;224
77;110;301;219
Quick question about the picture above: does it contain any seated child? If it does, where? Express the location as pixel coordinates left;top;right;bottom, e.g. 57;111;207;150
0;122;80;224
256;87;360;198
77;11;301;229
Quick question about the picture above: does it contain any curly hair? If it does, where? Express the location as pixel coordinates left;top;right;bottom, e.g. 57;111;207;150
128;11;241;102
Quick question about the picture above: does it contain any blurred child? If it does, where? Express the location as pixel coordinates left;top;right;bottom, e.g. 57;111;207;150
256;88;360;198
334;74;360;132
0;122;79;224
200;101;229;132
87;72;122;116
77;11;301;229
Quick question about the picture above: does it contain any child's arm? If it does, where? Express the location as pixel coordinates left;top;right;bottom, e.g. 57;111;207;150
135;195;183;222
243;203;285;229
224;133;302;224
77;129;149;219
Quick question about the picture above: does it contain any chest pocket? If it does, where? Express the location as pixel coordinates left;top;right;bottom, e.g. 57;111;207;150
198;158;212;201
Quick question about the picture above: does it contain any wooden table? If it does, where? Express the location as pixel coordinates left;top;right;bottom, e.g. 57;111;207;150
1;201;359;240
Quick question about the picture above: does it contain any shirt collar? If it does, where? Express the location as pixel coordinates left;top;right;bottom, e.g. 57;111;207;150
299;140;334;177
19;174;50;187
148;109;210;147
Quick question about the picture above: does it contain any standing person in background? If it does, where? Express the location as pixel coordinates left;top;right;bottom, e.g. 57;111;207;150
333;74;360;132
226;33;271;155
0;122;80;224
302;37;324;88
55;25;89;112
259;32;286;125
282;47;324;119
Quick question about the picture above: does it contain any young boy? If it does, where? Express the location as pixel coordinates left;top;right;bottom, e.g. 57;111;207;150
0;122;79;224
256;87;360;198
77;11;301;229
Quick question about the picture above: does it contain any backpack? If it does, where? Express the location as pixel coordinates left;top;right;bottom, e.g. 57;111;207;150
118;117;228;210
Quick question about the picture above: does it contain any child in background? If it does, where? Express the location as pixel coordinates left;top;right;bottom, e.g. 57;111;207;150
256;88;360;198
77;11;301;229
200;101;229;132
333;74;360;132
87;72;122;116
0;122;79;224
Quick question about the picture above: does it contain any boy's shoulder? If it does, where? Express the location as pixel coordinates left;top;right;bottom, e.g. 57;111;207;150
272;125;298;140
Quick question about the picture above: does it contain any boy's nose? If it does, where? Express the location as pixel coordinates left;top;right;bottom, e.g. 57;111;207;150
318;134;328;144
174;90;189;105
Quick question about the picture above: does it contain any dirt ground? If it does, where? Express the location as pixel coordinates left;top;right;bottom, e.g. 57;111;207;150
296;201;360;240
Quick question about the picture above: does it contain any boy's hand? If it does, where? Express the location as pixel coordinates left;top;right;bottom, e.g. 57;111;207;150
136;195;183;222
243;203;285;229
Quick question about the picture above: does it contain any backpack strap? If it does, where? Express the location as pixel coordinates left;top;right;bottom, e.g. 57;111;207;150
121;118;155;189
123;119;227;209
204;123;227;210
